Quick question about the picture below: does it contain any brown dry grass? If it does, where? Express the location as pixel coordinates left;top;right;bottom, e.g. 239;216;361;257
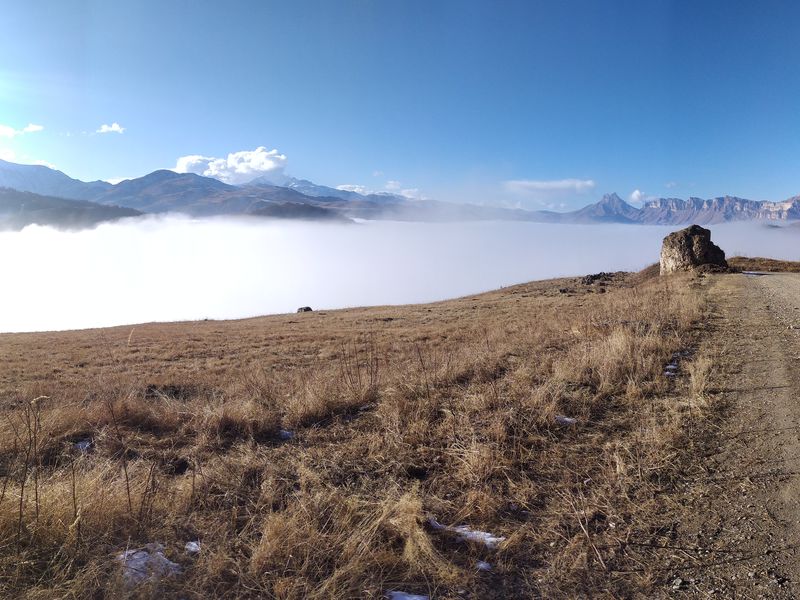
0;270;711;598
728;256;800;272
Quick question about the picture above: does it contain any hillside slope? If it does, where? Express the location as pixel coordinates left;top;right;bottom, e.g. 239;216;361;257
0;187;141;230
0;159;111;200
0;270;716;598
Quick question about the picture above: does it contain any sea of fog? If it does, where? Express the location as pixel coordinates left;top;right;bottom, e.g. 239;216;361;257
1;216;797;333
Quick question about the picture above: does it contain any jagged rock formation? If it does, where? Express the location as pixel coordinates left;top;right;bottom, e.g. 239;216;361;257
640;196;800;225
660;225;728;275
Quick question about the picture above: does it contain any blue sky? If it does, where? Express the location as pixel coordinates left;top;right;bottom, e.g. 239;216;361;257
2;0;800;209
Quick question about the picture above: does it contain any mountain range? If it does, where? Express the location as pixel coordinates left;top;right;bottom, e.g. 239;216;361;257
1;158;798;230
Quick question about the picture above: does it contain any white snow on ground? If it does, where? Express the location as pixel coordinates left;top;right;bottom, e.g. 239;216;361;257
116;544;182;586
385;592;429;600
427;517;506;549
185;541;201;554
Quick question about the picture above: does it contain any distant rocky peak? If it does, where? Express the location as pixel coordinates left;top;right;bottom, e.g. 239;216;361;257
599;192;624;203
594;192;626;208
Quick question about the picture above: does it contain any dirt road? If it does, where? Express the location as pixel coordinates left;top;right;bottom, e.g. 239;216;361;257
667;273;800;597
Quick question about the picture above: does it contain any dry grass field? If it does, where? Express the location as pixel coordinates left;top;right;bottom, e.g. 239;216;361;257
728;256;800;273
0;268;713;598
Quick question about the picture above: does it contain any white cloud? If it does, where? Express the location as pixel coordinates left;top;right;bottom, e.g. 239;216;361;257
96;122;125;134
0;123;44;138
336;184;372;195
31;159;57;169
502;178;597;208
399;188;422;199
385;180;402;191
105;177;132;185
174;146;288;185
0;148;16;161
665;181;677;189
504;178;596;194
628;189;659;205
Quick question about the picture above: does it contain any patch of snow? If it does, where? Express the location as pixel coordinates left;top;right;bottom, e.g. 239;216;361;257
477;560;492;571
184;541;201;554
554;415;577;426
116;543;182;587
386;592;429;600
74;439;92;452
278;429;294;440
427;517;506;549
451;525;506;549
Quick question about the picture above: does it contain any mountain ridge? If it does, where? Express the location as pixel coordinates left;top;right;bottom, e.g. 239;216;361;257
1;160;799;226
0;187;141;230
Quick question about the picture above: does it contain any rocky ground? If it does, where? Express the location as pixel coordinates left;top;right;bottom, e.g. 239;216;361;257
663;273;800;598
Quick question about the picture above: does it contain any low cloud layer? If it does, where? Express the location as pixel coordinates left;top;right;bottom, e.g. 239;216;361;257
175;146;287;185
1;219;796;333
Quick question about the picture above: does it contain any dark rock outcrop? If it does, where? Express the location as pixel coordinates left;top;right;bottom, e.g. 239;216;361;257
660;225;728;275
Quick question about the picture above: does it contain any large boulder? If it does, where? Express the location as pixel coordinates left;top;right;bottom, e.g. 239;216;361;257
660;225;728;275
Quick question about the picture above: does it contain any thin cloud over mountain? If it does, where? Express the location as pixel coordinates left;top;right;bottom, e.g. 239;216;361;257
336;181;423;199
505;178;596;194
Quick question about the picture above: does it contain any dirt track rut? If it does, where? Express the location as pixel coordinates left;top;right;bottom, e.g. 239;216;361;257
669;273;800;598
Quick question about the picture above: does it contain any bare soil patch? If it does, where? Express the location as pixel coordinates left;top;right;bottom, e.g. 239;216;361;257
652;272;800;598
